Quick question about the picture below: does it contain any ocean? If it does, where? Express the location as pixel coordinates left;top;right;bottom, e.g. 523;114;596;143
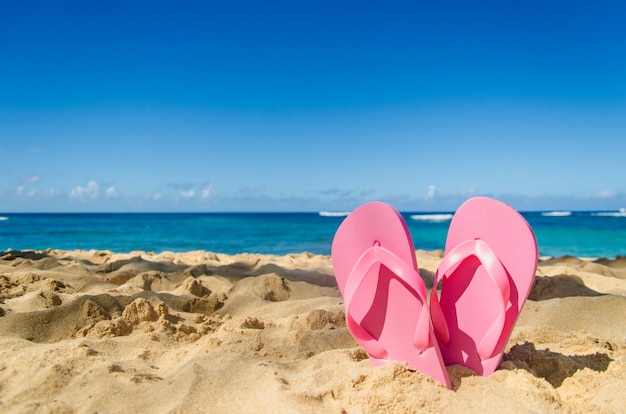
0;210;625;258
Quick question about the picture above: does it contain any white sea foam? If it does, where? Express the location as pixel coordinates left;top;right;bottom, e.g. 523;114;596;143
541;211;572;217
319;211;350;217
591;209;626;217
0;217;8;221
410;213;453;222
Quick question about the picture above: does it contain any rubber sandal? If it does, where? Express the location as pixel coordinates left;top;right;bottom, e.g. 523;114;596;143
430;197;538;376
332;202;451;388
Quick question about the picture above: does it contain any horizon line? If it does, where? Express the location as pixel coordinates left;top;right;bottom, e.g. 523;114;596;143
2;208;625;215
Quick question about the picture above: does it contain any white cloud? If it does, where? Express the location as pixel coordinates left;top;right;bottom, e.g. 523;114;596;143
42;188;59;198
180;189;195;198
21;175;40;183
105;186;118;198
200;185;214;199
16;186;38;197
460;188;478;197
426;185;436;200
238;185;266;195
598;189;617;199
153;192;163;201
70;180;100;200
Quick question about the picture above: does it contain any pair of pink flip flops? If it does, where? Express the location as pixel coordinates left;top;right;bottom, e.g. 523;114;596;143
331;197;538;388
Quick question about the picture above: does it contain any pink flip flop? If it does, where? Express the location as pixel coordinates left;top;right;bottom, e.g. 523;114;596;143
332;202;451;388
430;197;538;376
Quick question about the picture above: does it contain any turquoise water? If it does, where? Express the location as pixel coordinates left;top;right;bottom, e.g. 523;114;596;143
0;211;624;258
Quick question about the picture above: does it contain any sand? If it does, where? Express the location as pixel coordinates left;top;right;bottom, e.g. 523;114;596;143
0;249;625;413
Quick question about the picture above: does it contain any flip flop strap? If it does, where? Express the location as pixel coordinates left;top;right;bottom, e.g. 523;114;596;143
344;245;430;358
430;239;510;360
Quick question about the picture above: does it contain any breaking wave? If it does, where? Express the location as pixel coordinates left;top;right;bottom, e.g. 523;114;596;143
541;211;572;217
410;213;453;223
318;211;350;217
591;208;626;217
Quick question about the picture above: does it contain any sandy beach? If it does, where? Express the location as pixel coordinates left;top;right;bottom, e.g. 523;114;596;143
0;249;624;413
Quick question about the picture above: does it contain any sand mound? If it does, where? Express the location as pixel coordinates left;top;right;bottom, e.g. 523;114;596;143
0;249;624;413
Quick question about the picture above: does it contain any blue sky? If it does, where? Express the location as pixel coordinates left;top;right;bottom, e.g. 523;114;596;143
1;1;625;212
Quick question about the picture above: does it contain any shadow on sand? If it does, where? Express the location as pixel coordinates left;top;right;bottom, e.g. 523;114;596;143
502;341;612;387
